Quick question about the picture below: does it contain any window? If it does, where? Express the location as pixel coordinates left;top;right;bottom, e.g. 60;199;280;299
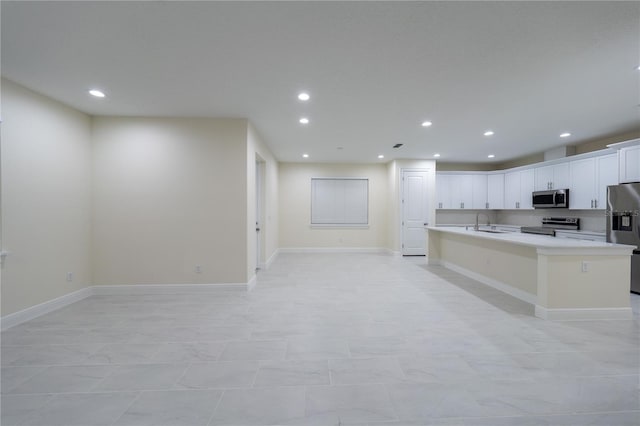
311;178;368;226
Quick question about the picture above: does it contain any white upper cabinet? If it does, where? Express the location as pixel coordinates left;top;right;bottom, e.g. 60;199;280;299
519;169;535;209
436;174;452;209
487;173;504;209
436;150;618;211
436;173;486;209
619;145;640;183
504;171;520;209
504;169;534;209
569;158;597;209
472;174;488;209
449;175;473;209
596;154;618;208
569;153;618;209
534;163;570;191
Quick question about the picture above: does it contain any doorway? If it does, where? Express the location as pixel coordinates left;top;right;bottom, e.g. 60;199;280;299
401;169;430;255
255;157;265;271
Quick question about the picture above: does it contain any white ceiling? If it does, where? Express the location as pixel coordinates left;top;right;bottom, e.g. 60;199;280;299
2;1;639;163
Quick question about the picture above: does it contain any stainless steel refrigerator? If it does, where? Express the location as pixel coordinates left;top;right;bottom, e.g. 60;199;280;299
607;182;640;294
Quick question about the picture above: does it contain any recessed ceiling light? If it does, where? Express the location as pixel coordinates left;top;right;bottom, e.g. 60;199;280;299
298;92;310;101
483;130;494;136
560;132;571;138
421;121;433;127
378;154;384;159
433;153;441;158
487;154;495;159
636;65;640;71
302;154;309;158
299;117;309;124
89;89;105;98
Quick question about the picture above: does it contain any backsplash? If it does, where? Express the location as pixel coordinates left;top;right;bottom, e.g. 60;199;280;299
436;209;606;233
497;209;606;233
435;210;499;226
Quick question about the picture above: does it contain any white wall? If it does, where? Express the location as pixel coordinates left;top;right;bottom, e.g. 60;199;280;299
247;123;279;276
91;117;250;285
279;163;389;249
1;79;92;316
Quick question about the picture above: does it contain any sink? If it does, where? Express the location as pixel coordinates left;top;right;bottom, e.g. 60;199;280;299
476;229;506;234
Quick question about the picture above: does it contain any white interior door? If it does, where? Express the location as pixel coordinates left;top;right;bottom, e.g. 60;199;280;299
255;160;262;271
402;170;429;255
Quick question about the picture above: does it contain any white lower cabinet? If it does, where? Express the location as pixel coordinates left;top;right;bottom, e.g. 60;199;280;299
555;231;606;242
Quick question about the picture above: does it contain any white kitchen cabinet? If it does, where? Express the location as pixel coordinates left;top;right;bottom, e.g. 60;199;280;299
487;173;504;209
504;169;534;209
519;169;535;209
436;173;488;209
436;174;452;209
569;153;617;210
504;171;520;209
472;174;488;209
555;231;606;242
619;145;640;183
534;163;569;191
449;174;473;209
596;154;618;208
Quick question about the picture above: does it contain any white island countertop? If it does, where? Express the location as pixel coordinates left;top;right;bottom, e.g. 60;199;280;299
427;226;635;255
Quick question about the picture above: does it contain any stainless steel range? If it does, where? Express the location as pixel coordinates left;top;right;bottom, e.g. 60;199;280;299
521;217;580;237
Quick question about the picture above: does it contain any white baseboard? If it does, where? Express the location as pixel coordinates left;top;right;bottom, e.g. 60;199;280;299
535;305;633;321
92;282;250;295
439;260;538;305
260;249;279;270
1;287;93;331
1;280;256;330
278;247;390;254
246;275;257;292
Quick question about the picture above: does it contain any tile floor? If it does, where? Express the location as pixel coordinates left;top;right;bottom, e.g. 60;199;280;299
1;253;639;425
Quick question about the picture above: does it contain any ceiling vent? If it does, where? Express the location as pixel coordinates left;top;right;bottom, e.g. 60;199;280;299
544;145;575;161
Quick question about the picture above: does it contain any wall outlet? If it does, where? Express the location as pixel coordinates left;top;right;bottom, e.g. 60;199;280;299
581;261;589;273
195;265;202;274
66;272;73;282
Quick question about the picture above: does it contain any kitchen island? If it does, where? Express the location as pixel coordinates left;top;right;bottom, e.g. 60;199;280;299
426;226;635;320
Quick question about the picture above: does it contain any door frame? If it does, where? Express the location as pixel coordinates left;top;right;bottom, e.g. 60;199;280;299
255;156;265;271
400;168;430;255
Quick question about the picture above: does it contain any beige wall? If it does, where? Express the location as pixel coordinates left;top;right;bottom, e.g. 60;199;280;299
1;79;93;315
91;117;250;285
247;123;279;276
279;163;389;249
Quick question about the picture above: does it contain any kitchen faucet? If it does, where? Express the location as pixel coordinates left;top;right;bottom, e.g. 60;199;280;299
474;212;491;231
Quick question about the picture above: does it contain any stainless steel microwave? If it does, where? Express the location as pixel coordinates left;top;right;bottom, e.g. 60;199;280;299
532;189;569;208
